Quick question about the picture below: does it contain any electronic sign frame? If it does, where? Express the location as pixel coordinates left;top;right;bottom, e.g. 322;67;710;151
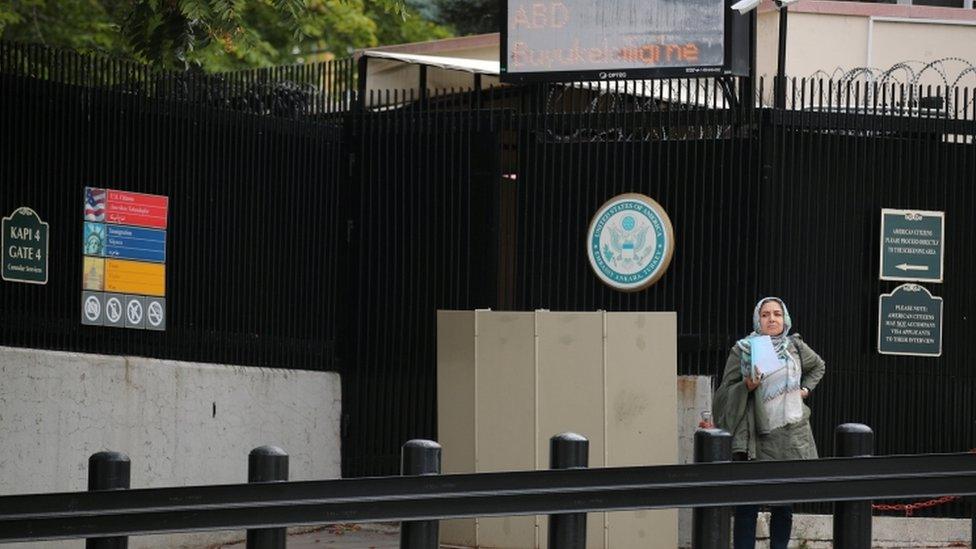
500;0;751;83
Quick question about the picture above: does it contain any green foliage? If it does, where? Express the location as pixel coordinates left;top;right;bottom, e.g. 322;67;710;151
0;1;123;54
0;0;452;72
433;0;498;36
370;2;451;48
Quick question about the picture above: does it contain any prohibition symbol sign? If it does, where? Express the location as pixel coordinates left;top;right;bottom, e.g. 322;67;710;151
147;301;164;328
84;295;101;322
105;297;122;324
127;299;143;325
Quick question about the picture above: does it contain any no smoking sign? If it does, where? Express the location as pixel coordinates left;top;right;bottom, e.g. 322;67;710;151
80;292;165;330
145;298;166;330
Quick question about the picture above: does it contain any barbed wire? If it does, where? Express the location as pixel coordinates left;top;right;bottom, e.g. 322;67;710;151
808;57;976;88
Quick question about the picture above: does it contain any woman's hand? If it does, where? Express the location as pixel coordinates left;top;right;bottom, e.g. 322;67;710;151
801;388;810;399
744;375;760;391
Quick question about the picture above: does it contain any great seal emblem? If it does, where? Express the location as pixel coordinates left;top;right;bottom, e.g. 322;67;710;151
586;193;674;292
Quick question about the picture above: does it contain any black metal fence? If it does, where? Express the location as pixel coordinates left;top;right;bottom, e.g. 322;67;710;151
0;42;356;117
2;42;976;515
0;44;347;370
0;425;973;548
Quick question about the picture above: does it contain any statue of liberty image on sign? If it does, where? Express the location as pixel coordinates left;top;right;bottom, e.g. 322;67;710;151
83;222;106;256
587;193;675;292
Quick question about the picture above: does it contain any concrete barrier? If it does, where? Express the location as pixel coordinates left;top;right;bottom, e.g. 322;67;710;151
0;346;341;549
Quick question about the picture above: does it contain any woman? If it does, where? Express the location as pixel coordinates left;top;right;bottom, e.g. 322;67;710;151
712;297;826;549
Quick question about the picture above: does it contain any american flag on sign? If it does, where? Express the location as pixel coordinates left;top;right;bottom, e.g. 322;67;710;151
84;187;106;221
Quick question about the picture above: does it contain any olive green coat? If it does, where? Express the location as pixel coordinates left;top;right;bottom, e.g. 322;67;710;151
712;335;826;461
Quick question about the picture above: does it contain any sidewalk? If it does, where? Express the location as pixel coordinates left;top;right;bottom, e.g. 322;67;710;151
218;524;400;549
214;519;974;548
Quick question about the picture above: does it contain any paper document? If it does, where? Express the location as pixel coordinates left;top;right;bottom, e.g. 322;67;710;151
749;335;784;378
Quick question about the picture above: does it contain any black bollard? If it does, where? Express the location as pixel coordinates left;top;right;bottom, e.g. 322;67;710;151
400;440;442;549
833;423;874;549
247;446;288;549
548;432;589;549
692;428;732;549
87;451;131;549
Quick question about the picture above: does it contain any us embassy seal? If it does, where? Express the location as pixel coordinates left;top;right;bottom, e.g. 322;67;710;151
586;193;674;292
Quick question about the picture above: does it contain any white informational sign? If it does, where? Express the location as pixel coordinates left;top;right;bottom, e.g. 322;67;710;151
878;284;943;357
879;209;944;283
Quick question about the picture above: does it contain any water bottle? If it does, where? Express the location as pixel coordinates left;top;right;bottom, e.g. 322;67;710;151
699;410;713;428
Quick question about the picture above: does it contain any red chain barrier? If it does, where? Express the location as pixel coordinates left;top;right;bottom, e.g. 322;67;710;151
871;448;976;516
872;495;961;516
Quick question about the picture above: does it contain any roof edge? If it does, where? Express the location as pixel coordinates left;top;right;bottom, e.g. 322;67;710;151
761;0;976;22
355;33;500;59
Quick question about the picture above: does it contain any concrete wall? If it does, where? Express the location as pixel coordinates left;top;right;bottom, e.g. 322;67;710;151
758;11;871;82
0;346;341;549
757;2;976;94
676;376;715;549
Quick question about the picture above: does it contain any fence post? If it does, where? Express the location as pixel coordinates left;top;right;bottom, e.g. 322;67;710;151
548;432;588;549
87;451;131;549
400;439;442;549
247;446;288;549
833;423;874;549
692;428;732;549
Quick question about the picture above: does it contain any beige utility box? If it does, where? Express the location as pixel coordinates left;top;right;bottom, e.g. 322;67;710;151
437;310;678;549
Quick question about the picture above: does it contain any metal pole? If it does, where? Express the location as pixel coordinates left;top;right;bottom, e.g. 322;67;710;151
247;446;288;549
400;439;442;549
692;429;732;549
87;451;131;549
745;9;758;109
356;55;368;113
548;432;588;549
419;64;429;109
775;2;789;109
833;424;874;549
419;65;428;98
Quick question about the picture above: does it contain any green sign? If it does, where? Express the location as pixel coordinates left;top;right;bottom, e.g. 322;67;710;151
880;209;944;283
878;284;943;357
2;207;49;285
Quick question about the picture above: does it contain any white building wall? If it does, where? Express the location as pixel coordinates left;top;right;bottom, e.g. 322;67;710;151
0;346;341;548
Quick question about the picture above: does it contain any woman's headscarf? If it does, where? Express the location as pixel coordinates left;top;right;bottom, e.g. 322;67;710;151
735;297;793;362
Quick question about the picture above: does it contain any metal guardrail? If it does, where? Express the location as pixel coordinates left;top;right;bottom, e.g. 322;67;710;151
0;447;974;543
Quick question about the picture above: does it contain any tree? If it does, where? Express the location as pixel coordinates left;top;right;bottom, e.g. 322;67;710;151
0;0;451;71
432;0;499;36
0;0;123;56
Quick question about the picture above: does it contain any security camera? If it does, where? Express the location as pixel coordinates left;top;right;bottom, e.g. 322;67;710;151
731;0;762;14
732;0;802;13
